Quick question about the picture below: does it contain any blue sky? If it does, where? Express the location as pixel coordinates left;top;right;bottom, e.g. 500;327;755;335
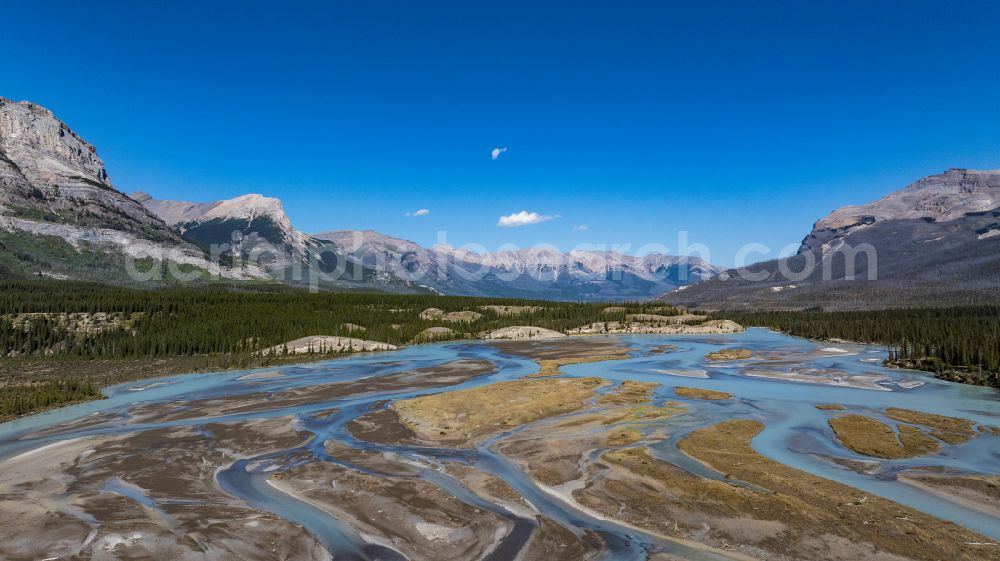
5;1;1000;266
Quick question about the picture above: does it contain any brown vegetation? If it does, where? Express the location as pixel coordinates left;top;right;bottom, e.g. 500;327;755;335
674;386;732;401
815;403;846;410
704;348;753;361
390;377;609;447
828;414;939;458
885;407;977;445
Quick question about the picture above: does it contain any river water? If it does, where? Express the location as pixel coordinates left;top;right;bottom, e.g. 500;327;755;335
1;328;998;560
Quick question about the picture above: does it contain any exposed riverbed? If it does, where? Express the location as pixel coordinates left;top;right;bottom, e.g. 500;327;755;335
1;328;998;561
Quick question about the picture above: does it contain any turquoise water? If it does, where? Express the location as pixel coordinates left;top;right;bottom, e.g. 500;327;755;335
2;328;998;560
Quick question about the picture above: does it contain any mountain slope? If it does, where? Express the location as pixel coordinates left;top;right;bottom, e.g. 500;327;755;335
800;168;1000;253
663;168;1000;310
0;98;180;243
0;98;251;281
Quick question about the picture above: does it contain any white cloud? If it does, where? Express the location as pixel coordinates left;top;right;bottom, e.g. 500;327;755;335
497;210;558;227
574;224;589;231
491;146;507;160
405;208;430;217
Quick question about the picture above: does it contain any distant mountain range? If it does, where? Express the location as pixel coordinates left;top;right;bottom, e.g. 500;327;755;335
664;168;1000;310
0;97;718;300
310;229;720;300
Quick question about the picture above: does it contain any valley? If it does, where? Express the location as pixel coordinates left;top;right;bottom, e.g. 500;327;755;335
2;23;999;561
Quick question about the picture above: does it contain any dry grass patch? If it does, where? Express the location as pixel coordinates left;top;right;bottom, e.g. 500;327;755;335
705;348;753;361
828;414;939;458
529;353;632;378
815;404;846;410
667;420;1000;561
392;377;609;447
598;380;658;405
885;407;976;445
606;428;645;447
601;404;686;426
674;386;732;401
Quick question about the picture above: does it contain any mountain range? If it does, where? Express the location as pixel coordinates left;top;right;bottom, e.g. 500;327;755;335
2;97;998;306
0;97;718;300
309;229;720;299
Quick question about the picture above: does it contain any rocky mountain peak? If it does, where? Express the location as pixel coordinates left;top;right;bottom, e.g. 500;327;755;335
134;192;313;274
202;194;290;225
136;192;293;229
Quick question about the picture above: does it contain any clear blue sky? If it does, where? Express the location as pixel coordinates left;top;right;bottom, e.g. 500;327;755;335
5;1;1000;265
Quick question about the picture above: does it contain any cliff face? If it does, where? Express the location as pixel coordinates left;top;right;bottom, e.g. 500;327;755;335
0;98;179;242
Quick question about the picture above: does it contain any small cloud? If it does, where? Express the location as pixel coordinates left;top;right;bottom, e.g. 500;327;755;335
405;208;430;217
497;210;559;227
574;224;589;231
491;146;507;160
